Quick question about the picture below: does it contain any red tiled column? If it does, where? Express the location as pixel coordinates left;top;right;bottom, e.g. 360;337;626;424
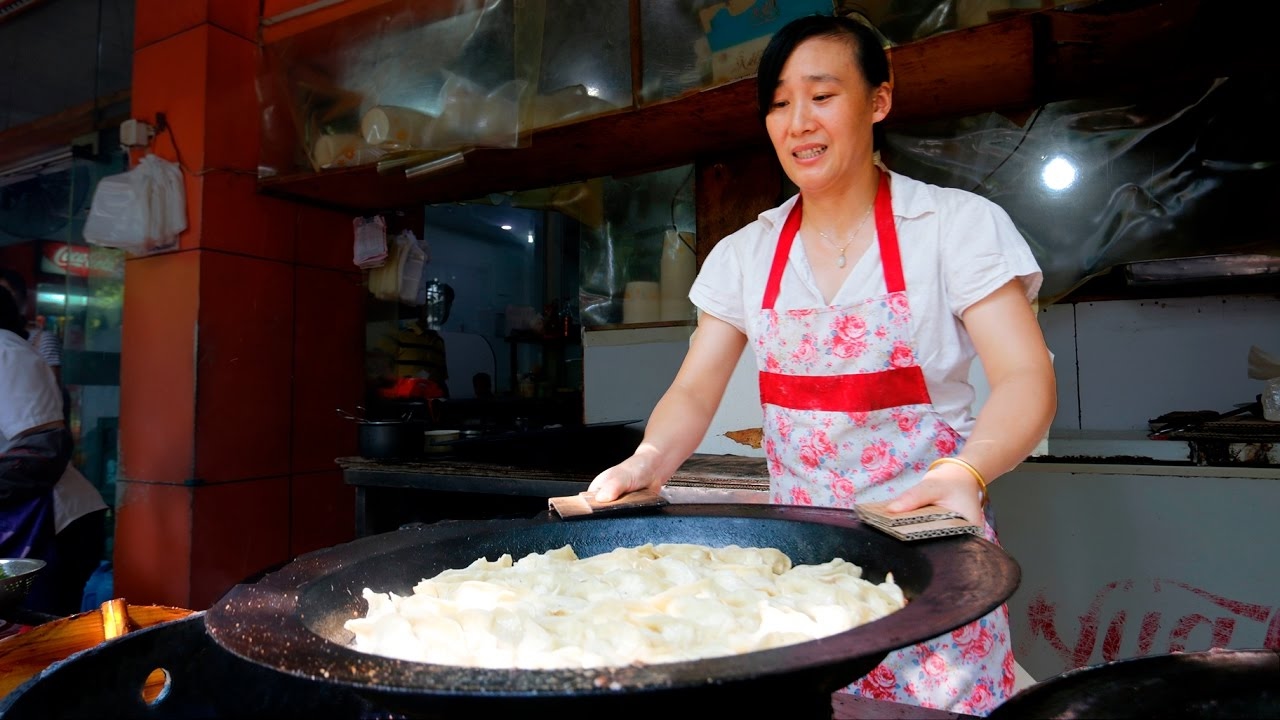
119;0;360;610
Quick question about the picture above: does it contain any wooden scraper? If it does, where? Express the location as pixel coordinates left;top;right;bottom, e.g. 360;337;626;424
549;488;669;519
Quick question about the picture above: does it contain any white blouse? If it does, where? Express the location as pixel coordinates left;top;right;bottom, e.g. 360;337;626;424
690;169;1042;438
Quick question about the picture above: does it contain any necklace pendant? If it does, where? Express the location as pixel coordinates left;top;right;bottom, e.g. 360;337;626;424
836;253;847;269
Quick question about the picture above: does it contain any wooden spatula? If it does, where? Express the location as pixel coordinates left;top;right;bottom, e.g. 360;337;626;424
548;488;669;520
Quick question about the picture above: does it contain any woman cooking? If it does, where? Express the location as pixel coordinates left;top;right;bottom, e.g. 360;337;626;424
588;12;1056;716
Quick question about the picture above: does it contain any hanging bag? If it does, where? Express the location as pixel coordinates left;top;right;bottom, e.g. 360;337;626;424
83;154;187;254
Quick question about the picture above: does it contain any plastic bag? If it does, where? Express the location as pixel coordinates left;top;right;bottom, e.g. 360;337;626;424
83;154;186;253
397;230;427;306
368;235;407;301
353;215;388;268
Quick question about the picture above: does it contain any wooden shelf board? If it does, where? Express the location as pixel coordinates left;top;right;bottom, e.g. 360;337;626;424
256;0;1237;214
256;14;1042;213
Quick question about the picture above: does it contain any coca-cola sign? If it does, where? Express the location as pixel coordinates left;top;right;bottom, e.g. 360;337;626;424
41;242;124;278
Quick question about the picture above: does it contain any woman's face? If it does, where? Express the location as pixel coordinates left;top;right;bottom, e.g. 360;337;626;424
764;36;890;197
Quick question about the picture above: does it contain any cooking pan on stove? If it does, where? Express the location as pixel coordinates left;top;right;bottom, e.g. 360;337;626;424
992;648;1280;719
206;504;1019;718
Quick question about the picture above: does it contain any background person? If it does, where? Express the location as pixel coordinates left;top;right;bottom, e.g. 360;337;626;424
588;13;1055;716
0;268;63;386
0;273;107;616
0;288;69;614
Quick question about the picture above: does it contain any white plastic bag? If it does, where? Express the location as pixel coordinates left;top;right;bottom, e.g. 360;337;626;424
368;235;405;301
83;154;186;253
398;231;427;306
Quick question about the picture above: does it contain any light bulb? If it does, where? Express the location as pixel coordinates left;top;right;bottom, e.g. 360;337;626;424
1041;156;1077;191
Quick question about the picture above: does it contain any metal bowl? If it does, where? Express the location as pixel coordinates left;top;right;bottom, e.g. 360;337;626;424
0;558;47;614
206;505;1019;718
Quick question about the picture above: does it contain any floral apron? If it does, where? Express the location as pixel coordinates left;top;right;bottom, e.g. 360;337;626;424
748;173;1015;716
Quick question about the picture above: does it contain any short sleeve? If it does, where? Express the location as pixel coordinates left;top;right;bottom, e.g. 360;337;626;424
689;235;749;333
0;340;63;442
942;194;1043;317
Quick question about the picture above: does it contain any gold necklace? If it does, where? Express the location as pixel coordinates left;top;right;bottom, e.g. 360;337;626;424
816;203;874;269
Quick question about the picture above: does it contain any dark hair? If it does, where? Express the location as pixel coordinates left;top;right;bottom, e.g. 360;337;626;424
756;13;891;125
0;281;28;339
0;267;26;305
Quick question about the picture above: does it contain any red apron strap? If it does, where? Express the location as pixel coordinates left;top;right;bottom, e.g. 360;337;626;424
873;172;905;294
762;198;803;311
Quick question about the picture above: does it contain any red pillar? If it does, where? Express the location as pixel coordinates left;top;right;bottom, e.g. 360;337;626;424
117;0;362;609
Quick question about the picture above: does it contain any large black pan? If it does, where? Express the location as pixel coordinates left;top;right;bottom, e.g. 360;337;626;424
991;648;1280;719
206;504;1019;718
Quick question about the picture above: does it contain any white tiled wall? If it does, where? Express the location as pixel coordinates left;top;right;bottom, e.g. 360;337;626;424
583;325;695;426
581;294;1280;445
1052;295;1279;431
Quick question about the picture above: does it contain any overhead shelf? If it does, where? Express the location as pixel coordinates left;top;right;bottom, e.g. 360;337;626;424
257;0;1235;214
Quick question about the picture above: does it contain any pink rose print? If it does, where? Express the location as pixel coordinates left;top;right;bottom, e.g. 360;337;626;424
847;412;870;427
952;622;981;645
953;625;995;663
869;455;905;486
888;292;910;318
789;485;813;505
1001;650;1016;696
856;665;898;701
829;472;855;502
860;439;894;474
922;652;948;678
963;682;997;715
893;410;920;434
791;336;817;364
776;413;794;442
831;315;869;359
833;313;867;340
889;341;915;368
798;430;837;470
860;438;890;471
831;336;867;360
933;426;959;456
764;354;781;373
874;326;888;339
765;439;783;477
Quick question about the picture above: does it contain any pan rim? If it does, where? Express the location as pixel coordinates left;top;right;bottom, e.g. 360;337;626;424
205;504;1019;699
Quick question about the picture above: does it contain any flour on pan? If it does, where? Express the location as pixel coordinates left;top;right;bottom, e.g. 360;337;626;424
344;543;905;669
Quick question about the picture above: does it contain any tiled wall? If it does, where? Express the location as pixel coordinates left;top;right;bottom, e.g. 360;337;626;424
1043;295;1279;431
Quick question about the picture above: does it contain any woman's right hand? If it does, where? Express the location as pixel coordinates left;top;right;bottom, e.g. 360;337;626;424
588;448;663;503
588;314;748;504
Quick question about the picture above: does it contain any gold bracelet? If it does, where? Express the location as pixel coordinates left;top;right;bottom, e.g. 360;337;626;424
928;457;989;509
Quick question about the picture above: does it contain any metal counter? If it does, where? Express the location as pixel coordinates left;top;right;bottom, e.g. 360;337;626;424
338;453;769;536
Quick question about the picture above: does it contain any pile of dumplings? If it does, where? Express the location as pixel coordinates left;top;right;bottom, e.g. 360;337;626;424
344;543;906;669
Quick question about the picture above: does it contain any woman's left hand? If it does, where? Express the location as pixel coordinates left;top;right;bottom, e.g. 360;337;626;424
884;462;985;526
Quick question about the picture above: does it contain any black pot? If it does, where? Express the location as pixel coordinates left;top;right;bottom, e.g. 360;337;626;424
356;419;423;460
991;648;1280;719
0;613;379;720
206;504;1020;719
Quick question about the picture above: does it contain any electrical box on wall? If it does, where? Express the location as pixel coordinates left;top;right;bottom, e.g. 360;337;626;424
119;119;155;148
